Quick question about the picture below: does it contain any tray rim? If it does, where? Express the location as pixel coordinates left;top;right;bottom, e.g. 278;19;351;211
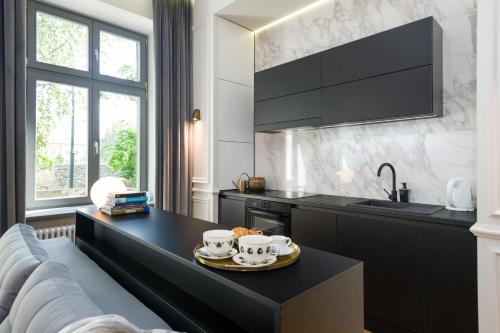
193;242;301;272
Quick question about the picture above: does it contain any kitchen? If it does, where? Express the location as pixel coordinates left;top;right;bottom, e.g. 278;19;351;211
192;1;478;332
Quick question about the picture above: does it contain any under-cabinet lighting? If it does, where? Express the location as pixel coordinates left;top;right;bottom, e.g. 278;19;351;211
254;0;330;33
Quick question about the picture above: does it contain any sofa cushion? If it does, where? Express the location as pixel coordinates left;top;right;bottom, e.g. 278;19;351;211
41;237;170;330
57;314;180;333
0;261;102;333
0;224;48;321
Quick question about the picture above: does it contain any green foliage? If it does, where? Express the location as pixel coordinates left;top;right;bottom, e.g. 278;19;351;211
35;12;87;171
36;82;75;169
102;123;137;187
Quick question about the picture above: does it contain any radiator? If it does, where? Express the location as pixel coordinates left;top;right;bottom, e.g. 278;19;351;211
36;224;76;243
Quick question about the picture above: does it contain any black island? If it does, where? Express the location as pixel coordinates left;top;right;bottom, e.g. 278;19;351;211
75;206;364;333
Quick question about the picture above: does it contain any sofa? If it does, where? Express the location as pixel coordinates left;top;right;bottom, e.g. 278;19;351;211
0;224;178;333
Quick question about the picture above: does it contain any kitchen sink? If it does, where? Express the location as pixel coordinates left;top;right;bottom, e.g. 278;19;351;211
348;199;444;215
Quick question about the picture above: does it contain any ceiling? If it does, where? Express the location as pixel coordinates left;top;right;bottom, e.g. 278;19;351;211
217;0;318;31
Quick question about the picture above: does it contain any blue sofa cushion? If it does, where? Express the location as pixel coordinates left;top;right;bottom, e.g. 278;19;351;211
0;261;102;333
0;224;48;321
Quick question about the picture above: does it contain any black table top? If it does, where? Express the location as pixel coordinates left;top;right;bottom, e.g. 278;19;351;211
221;189;477;228
77;206;361;305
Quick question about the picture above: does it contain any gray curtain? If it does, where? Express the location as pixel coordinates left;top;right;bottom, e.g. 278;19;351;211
153;0;193;215
0;0;26;234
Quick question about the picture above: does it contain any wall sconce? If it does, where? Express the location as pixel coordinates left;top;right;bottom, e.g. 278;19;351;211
192;109;201;121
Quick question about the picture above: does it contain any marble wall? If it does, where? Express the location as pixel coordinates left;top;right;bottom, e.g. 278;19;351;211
254;0;476;205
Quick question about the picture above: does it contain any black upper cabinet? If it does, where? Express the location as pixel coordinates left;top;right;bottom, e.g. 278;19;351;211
322;17;436;87
254;17;443;132
255;89;322;132
322;17;442;126
322;66;433;124
255;53;321;101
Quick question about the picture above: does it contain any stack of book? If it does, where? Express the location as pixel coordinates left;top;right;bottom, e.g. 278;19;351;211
100;191;150;216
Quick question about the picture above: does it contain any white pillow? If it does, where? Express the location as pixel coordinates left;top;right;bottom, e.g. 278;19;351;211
57;314;182;333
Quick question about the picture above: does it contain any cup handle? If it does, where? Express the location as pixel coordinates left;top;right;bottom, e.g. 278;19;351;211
270;244;280;257
285;237;292;246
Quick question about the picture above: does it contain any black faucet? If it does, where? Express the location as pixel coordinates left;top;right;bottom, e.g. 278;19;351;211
377;163;397;202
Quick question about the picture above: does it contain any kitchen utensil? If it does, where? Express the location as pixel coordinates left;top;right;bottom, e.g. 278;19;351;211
202;230;235;255
248;177;266;192
232;173;250;193
193;242;301;272
195;247;238;260
270;235;292;252
232;254;277;267
238;235;279;264
445;177;474;211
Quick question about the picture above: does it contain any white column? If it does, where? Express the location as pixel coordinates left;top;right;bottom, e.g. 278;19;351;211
470;0;500;331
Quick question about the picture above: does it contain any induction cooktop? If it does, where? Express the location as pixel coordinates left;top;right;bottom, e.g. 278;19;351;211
257;190;318;200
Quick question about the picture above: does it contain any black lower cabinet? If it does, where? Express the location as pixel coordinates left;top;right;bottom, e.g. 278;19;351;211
219;197;246;229
337;215;423;333
422;228;478;333
291;208;336;253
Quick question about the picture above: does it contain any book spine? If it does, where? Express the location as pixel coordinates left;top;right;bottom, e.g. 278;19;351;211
101;206;150;216
108;192;147;199
112;196;148;204
101;203;148;210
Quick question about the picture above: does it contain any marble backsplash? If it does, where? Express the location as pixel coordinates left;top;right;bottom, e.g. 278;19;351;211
254;0;476;205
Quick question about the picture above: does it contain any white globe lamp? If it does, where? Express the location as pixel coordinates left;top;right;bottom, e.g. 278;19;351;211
90;177;127;208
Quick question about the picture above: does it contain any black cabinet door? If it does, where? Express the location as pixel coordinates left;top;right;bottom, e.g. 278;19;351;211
291;208;336;253
322;65;435;126
337;215;423;333
219;198;246;229
255;89;321;132
423;229;478;333
255;53;321;101
322;17;436;87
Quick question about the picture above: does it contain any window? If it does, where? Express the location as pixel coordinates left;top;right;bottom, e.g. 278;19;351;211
27;2;148;209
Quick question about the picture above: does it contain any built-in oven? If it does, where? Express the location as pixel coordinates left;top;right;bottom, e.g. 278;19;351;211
245;199;291;236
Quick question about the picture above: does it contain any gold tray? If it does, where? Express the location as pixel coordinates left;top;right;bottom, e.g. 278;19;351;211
193;242;301;272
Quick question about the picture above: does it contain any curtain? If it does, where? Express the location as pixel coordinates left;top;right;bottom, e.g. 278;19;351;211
0;0;26;234
153;0;193;215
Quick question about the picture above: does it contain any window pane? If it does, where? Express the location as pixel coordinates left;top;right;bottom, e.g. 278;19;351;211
35;81;88;200
36;11;89;71
99;91;140;187
100;31;140;81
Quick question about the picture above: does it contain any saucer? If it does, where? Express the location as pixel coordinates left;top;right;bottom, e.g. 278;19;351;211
232;255;277;267
278;247;294;256
196;247;238;260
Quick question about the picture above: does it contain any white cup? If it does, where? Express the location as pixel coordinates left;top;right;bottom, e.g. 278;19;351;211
238;235;279;264
270;235;292;252
203;230;235;255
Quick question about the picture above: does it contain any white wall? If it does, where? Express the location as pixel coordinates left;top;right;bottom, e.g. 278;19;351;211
100;0;153;19
192;1;254;222
471;1;500;332
214;17;254;192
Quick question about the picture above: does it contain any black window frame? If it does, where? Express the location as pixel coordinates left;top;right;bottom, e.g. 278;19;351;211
26;1;148;210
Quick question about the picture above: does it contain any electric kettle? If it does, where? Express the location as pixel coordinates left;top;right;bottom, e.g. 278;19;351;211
445;177;474;211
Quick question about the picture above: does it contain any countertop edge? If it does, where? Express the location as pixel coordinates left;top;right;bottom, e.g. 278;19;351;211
219;190;476;228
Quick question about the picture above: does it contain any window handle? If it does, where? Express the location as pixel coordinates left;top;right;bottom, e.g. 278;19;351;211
94;141;99;154
94;49;99;62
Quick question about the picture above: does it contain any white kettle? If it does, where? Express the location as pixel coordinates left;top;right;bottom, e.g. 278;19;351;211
445;177;474;211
